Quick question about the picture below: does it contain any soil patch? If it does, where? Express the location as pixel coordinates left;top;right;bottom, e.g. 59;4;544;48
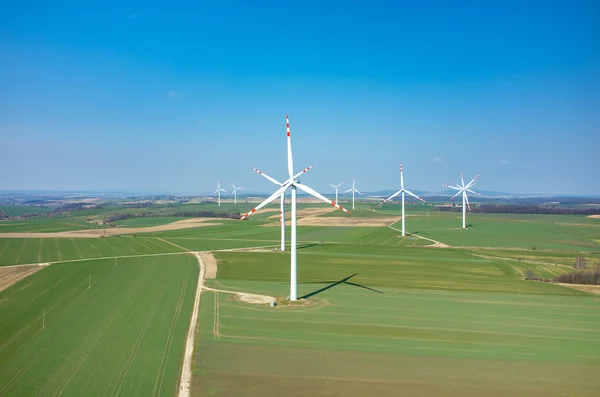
0;263;48;292
232;293;275;304
298;216;401;227
587;215;600;219
558;283;600;295
265;206;399;227
0;218;221;239
199;252;218;280
267;207;337;221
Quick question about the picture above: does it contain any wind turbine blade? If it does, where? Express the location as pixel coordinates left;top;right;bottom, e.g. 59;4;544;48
355;189;363;196
286;115;294;178
460;173;465;188
220;189;228;193
404;190;426;202
466;188;480;196
466;174;480;189
450;190;463;200
443;184;462;191
295;183;349;213
380;190;402;205
343;188;353;193
337;181;344;188
212;189;219;195
237;187;244;190
329;184;336;188
353;177;356;188
241;183;290;219
400;163;404;189
464;191;472;211
293;164;313;180
252;167;281;185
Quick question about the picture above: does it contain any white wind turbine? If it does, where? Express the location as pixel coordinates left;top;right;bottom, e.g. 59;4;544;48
379;164;426;237
443;173;480;229
344;177;362;210
242;115;349;301
213;181;228;206
252;165;313;252
231;183;243;205
329;181;344;203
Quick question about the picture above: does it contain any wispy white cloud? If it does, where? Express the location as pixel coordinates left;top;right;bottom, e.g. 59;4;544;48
127;11;142;19
500;159;511;165
433;156;445;163
168;90;179;99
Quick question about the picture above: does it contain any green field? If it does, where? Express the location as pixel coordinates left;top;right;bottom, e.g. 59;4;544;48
194;245;600;397
0;237;185;266
0;205;54;218
0;205;599;396
0;254;198;396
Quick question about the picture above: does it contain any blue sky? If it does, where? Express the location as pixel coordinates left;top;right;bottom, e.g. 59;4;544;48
1;0;599;195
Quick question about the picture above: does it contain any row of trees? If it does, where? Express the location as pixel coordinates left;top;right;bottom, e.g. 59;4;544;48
554;266;600;285
526;258;600;285
438;204;600;215
104;210;241;224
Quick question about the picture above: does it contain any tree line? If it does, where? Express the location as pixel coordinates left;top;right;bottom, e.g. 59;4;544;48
103;210;241;224
438;204;600;215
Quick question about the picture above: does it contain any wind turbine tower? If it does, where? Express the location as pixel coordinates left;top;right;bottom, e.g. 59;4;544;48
344;177;362;210
380;164;425;236
443;173;480;229
242;115;349;301
329;181;344;203
213;181;228;206
231;183;243;205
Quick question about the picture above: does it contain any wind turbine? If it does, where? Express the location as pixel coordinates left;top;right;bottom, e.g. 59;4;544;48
252;165;313;252
213;181;228;206
344;177;362;210
242;115;349;301
329;181;344;203
231;183;243;205
379;164;425;237
443;173;480;229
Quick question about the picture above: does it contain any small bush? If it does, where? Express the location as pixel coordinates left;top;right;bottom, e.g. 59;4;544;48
524;268;541;281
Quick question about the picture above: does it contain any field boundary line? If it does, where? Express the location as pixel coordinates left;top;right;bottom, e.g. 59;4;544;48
213;291;220;340
112;279;168;396
213;244;279;252
36;240;43;262
55;239;62;261
177;252;205;397
388;223;450;248
87;240;102;257
0;240;13;261
13;240;27;266
13;251;190;268
371;207;451;248
69;239;84;259
223;314;600;343
155;237;191;252
53;277;145;397
153;259;193;397
0;272;116;396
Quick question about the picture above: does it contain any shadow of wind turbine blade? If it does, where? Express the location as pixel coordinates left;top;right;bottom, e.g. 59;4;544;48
299;273;359;299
